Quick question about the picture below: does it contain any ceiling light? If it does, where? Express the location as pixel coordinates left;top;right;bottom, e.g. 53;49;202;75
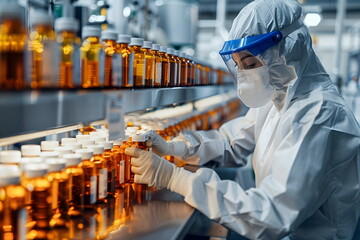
304;13;322;27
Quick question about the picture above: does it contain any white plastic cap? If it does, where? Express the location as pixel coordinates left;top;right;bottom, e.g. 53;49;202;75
0;150;21;164
117;35;131;44
86;145;104;155
21;157;43;165
130;38;144;46
98;141;113;150
159;46;168;53
167;48;174;54
30;10;53;27
76;135;90;142
21;145;41;157
101;30;118;41
142;41;152;49
132;133;146;142
63;154;82;167
152;44;160;51
46;158;66;172
0;169;20;187
39;151;60;159
75;149;93;160
41;141;59;151
79;140;96;148
24;164;48;178
54;17;79;32
82;25;101;39
89;132;102;137
61;138;77;145
54;146;73;155
91;137;106;143
113;139;122;146
62;142;82;152
174;50;180;56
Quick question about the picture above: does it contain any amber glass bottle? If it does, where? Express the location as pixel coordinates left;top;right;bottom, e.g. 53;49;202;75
173;50;182;87
179;52;189;87
99;141;116;196
141;41;155;87
112;139;125;188
166;48;177;87
150;44;162;87
159;46;170;87
87;145;107;203
101;30;118;87
129;38;145;87
117;35;133;87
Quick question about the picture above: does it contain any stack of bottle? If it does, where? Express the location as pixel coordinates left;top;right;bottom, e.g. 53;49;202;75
0;2;231;90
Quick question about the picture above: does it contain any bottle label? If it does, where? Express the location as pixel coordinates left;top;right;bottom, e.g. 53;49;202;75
42;40;58;87
155;62;162;85
128;53;134;86
99;168;108;199
18;208;27;240
90;175;97;204
112;54;121;86
99;50;105;86
135;63;144;77
119;160;125;184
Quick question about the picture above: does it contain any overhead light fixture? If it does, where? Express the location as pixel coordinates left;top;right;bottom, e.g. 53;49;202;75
123;6;131;17
304;13;322;27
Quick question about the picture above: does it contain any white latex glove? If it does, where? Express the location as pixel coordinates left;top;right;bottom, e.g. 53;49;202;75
125;147;175;188
145;130;187;157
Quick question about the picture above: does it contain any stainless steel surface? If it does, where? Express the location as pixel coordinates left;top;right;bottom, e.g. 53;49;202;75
0;86;234;139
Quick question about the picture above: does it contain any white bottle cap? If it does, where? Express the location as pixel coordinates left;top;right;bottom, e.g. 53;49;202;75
21;145;41;157
159;46;168;53
63;154;82;167
117;34;131;44
142;41;152;49
0;170;20;187
113;139;122;146
91;137;107;143
132;133;146;142
62;142;82;152
61;138;77;145
167;48;175;55
30;10;53;27
82;25;101;39
130;38;144;46
79;140;96;148
41;141;59;151
24;164;48;178
101;30;118;41
54;17;79;33
54;146;73;155
39;151;60;159
46;158;66;172
75;149;93;160
152;44;160;51
21;157;43;166
89;132;101;137
97;141;113;150
86;145;104;155
76;135;90;142
174;50;180;56
0;150;21;164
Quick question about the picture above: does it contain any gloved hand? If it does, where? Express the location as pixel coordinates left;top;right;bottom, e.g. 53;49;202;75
145;130;188;157
125;147;175;188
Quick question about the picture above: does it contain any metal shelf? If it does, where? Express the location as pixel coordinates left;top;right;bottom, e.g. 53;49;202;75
0;85;235;139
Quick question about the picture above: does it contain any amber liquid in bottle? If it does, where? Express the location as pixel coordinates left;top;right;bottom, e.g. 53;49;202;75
117;43;133;87
187;58;195;86
91;154;108;203
150;49;162;87
58;31;76;88
142;47;155;87
158;51;170;87
0;18;26;90
166;53;177;87
112;144;125;188
131;45;145;87
180;56;188;86
103;39;117;87
65;166;84;217
79;158;97;208
174;55;182;87
47;171;68;227
122;139;132;183
103;149;116;196
0;184;26;240
80;36;101;88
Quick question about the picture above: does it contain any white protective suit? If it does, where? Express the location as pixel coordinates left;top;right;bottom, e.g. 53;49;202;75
163;0;360;239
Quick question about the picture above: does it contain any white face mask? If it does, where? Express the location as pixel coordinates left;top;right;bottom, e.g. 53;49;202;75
236;65;275;108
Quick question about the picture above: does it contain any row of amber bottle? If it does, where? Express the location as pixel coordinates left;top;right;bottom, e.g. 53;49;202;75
0;2;230;90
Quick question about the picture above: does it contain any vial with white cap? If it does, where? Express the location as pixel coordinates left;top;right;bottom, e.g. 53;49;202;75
128;133;149;183
0;150;21;166
117;34;134;87
79;140;96;148
142;41;155;87
86;145;107;202
98;141;116;195
62;142;82;152
21;164;51;231
150;44;162;87
111;139;126;187
80;25;102;88
0;1;26;90
21;145;41;157
63;154;84;216
166;48;178;87
55;17;79;88
76;134;91;142
101;30;119;87
90;136;107;144
75;149;97;206
29;10;57;89
61;138;77;145
54;146;73;156
185;54;195;86
129;38;145;87
45;158;68;227
41;140;59;151
173;50;182;86
158;46;170;87
179;52;189;86
0;169;26;240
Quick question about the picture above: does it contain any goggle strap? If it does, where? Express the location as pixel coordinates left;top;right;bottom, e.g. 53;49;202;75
280;17;303;38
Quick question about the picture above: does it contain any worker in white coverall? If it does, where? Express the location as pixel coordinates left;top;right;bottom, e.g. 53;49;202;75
125;0;360;239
